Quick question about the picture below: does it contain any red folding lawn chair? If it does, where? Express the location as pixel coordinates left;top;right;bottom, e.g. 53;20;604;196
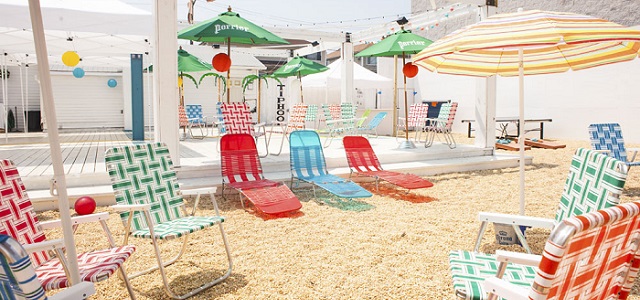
220;134;302;215
342;136;434;192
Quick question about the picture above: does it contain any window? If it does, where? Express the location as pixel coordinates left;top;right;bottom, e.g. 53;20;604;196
365;56;377;65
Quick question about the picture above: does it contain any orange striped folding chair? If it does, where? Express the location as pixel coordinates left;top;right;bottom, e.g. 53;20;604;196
0;160;136;298
480;201;640;299
267;103;308;156
450;148;630;299
221;134;302;215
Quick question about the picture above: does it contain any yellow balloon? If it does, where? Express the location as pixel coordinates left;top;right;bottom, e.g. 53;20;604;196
178;76;183;87
62;51;80;67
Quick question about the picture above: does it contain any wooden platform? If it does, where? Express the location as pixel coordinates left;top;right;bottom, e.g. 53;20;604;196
0;129;531;211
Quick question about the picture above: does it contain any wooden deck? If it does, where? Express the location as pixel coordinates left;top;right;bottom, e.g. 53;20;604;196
0;130;149;177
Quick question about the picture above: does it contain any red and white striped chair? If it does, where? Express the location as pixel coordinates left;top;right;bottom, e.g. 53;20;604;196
0;160;136;298
397;103;429;141
483;200;640;299
221;102;268;157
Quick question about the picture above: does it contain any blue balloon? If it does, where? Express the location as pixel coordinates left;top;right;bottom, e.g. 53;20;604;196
107;79;117;88
72;67;84;78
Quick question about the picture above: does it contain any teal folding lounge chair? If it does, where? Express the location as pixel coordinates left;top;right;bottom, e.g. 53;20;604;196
0;234;96;300
424;102;457;148
450;148;628;300
358;112;387;138
289;130;372;199
588;123;640;168
106;143;232;299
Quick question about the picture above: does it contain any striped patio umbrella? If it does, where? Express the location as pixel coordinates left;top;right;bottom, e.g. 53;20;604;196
414;10;640;215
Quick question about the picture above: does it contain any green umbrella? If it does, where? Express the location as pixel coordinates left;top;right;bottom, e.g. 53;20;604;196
177;48;212;72
273;56;328;103
178;6;289;102
356;28;433;147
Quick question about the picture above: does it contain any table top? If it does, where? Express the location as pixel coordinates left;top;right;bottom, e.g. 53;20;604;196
462;117;552;123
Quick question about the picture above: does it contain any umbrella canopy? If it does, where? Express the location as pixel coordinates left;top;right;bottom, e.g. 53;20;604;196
177;48;212;72
414;9;640;215
356;29;433;57
178;6;288;102
273;56;328;103
355;28;433;146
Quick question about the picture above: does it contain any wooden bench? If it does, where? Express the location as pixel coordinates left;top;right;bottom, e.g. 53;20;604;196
461;117;552;139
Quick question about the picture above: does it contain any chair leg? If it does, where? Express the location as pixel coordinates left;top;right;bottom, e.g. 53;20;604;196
135;210;232;300
270;132;288;156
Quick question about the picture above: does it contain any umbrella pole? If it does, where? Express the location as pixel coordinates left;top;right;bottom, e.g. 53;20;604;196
399;52;415;149
257;79;261;123
2;55;7;141
226;39;231;103
518;48;525;215
28;0;81;283
392;55;398;137
299;73;304;103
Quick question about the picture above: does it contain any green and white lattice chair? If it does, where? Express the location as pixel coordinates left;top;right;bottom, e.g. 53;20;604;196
0;234;95;300
450;148;628;299
105;143;232;299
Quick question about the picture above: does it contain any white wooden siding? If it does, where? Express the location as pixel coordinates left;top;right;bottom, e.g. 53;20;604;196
51;74;124;129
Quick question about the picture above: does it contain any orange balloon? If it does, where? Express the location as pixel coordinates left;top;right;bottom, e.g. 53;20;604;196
403;62;419;78
212;53;231;72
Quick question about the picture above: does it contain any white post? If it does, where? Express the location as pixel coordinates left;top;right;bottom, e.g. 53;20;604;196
27;0;81;284
153;0;180;165
340;34;354;104
518;48;525;215
474;5;497;149
19;63;26;132
2;54;7;141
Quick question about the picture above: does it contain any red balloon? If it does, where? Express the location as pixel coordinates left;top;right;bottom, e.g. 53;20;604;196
212;53;231;72
74;196;96;215
403;62;419;78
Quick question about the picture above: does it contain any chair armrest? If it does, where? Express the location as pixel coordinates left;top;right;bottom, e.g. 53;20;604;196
23;238;65;253
477;212;556;229
495;250;542;266
38;212;110;231
182;186;217;196
628;148;640;161
111;204;152;212
483;277;529;300
254;122;266;128
49;282;96;300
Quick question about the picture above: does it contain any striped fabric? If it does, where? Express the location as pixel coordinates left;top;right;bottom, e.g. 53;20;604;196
289;131;371;199
178;105;189;128
0;160;135;291
449;148;628;299
425;102;458;148
554;148;627;222
105;143;224;240
185;104;207;125
449;250;536;299
0;235;47;300
588;123;640;167
220;102;263;138
414;10;640;77
340;103;357;131
342;136;434;190
220;134;301;214
305;104;318;122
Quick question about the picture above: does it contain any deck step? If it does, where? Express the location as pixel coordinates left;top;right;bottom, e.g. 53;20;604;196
28;153;529;212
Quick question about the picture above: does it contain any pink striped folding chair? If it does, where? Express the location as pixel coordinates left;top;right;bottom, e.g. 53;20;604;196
397;103;429;141
481;201;640;299
0;160;136;298
221;102;268;157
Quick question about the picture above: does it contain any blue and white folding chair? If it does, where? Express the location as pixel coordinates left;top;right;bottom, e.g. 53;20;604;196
588;123;640;167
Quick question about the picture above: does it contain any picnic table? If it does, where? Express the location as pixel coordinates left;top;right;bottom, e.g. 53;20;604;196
461;117;552;139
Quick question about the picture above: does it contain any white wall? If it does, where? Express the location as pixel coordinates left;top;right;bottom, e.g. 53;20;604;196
416;59;640;143
0;65;41;132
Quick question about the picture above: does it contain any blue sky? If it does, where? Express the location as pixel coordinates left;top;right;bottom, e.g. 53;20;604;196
124;0;412;33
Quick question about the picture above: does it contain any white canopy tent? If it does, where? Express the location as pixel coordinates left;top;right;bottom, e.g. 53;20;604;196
301;58;392;107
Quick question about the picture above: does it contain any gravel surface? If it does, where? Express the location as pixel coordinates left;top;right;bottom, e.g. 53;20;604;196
38;134;640;299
